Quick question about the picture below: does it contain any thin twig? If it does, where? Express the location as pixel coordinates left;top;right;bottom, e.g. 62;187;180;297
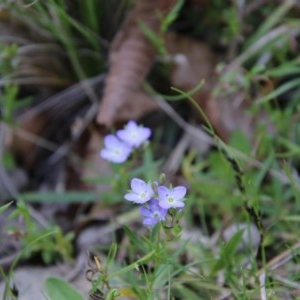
153;95;214;145
257;241;300;274
9;125;58;152
273;275;300;290
163;131;191;174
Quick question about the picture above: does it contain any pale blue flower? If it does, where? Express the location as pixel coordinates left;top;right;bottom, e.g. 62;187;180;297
100;134;132;163
124;178;154;204
116;120;151;148
140;199;168;226
157;185;186;209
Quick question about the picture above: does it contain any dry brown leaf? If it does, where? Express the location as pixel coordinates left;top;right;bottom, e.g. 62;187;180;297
202;66;276;141
204;89;275;141
97;0;176;126
165;33;275;141
165;31;216;121
166;32;216;90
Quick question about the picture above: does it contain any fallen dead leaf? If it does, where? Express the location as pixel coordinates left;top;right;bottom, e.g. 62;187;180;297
165;32;275;141
97;0;175;126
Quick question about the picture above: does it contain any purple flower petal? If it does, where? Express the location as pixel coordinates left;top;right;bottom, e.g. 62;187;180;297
124;178;154;204
100;149;111;160
157;185;187;209
158;199;171;209
100;134;132;163
139;199;167;227
143;218;158;226
116;120;151;148
157;186;170;201
131;178;147;194
173;186;187;201
124;193;142;203
104;135;120;148
127;120;137;129
140;206;153;218
172;201;185;208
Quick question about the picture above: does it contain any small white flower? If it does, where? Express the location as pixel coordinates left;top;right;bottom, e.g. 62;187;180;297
100;135;132;163
157;186;186;209
124;178;154;204
116;120;151;148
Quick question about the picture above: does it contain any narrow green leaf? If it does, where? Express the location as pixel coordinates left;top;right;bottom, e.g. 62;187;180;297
22;191;98;203
122;226;147;253
161;0;184;33
253;153;274;190
108;250;156;280
281;215;300;222
211;230;244;274
245;0;295;48
138;21;166;54
256;78;300;105
145;80;204;101
0;201;13;215
106;243;118;267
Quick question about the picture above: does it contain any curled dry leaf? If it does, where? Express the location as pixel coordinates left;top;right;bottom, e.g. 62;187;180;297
204;88;276;141
97;0;176;126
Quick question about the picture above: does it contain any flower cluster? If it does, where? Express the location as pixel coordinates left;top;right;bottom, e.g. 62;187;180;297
100;120;151;163
125;178;187;226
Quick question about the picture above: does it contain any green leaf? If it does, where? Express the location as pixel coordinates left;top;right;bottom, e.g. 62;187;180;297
108;250;156;280
106;243;118;267
161;0;184;33
145;80;204;101
45;277;84;300
256;77;300;105
229;130;252;155
253;153;274;190
123;226;147;253
244;0;295;48
153;264;172;288
265;61;300;77
0;201;13;215
211;229;244;274
138;21;166;54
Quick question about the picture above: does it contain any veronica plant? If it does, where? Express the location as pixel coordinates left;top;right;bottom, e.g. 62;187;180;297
100;120;188;228
88;120;189;299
